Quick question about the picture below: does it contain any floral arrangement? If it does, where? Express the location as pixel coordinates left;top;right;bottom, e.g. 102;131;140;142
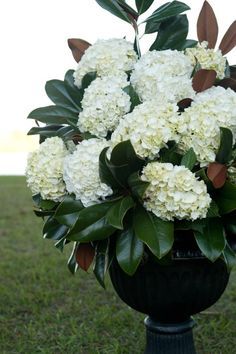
26;0;236;286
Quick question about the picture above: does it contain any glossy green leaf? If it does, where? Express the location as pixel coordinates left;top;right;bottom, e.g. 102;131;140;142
194;218;226;262
135;0;154;14
67;201;116;242
99;147;121;189
215;182;236;214
28;106;78;125
181;148;197;170
223;212;236;234
150;15;189;51
117;1;138;19
133;206;174;259
106;196;135;230
55;195;84;227
81;72;97;90
109;140;145;187
116;227;144;275
145;1;190;25
222;242;236;272
128;172;149;199
179;39;198;49
54;236;68;252
207;200;220;218
64;70;84;107
27;125;63;137
32;194;57;210
160;142;182;165
216;127;233;164
45;80;81;113
43;216;69;240
67;242;79;274
93;239;109;288
95;0;132;23
123;85;141;111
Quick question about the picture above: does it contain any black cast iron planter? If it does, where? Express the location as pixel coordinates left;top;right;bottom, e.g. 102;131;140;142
109;233;230;353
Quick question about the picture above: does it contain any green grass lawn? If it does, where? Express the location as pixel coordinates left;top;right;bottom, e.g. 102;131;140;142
0;176;236;354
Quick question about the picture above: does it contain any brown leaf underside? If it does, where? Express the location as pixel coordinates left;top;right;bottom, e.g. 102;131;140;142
68;38;91;63
197;1;218;49
76;243;95;271
219;21;236;55
192;69;216;93
207;162;227;189
217;78;236;92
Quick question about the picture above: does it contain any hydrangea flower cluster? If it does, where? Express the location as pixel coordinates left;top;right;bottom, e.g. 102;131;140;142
178;86;236;164
185;41;226;79
131;50;195;102
73;38;137;88
78;75;131;138
141;162;211;221
63;139;112;207
110;100;180;159
26;137;68;202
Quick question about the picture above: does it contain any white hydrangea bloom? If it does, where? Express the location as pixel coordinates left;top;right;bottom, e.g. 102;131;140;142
185;41;226;79
178;86;236;164
110;100;180;159
63;139;112;207
141;162;211;221
131;50;195;102
26;137;68;202
74;38;137;88
78;75;131;138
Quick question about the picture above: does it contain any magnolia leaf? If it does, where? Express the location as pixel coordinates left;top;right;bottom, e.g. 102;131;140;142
135;0;154;15
45;80;81;113
106;196;135;230
194;218;226;262
230;65;236;80
181;148;197;170
219;21;236;55
116;227;144;275
43;217;69;241
99;147;121;190
55;195;84;227
133;206;174;259
67;201;116;242
68;38;91;63
81;72;97;90
117;0;139;20
217;78;236;92
76;243;95;271
128;172;150;199
28;106;78;125
222;242;236;272
192;69;216;93
145;1;190;26
68;242;79;274
215;181;236;214
207;201;220;218
197;1;218;49
207;163;227;189
216;127;233;164
123;85;141;111
150;15;189;51
93;239;109;288
27;125;63;137
177;98;193;111
95;0;132;23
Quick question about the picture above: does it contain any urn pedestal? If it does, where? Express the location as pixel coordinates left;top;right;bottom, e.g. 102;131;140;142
109;235;230;353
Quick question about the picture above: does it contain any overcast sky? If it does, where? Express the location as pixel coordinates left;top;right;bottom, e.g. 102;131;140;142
0;0;235;137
